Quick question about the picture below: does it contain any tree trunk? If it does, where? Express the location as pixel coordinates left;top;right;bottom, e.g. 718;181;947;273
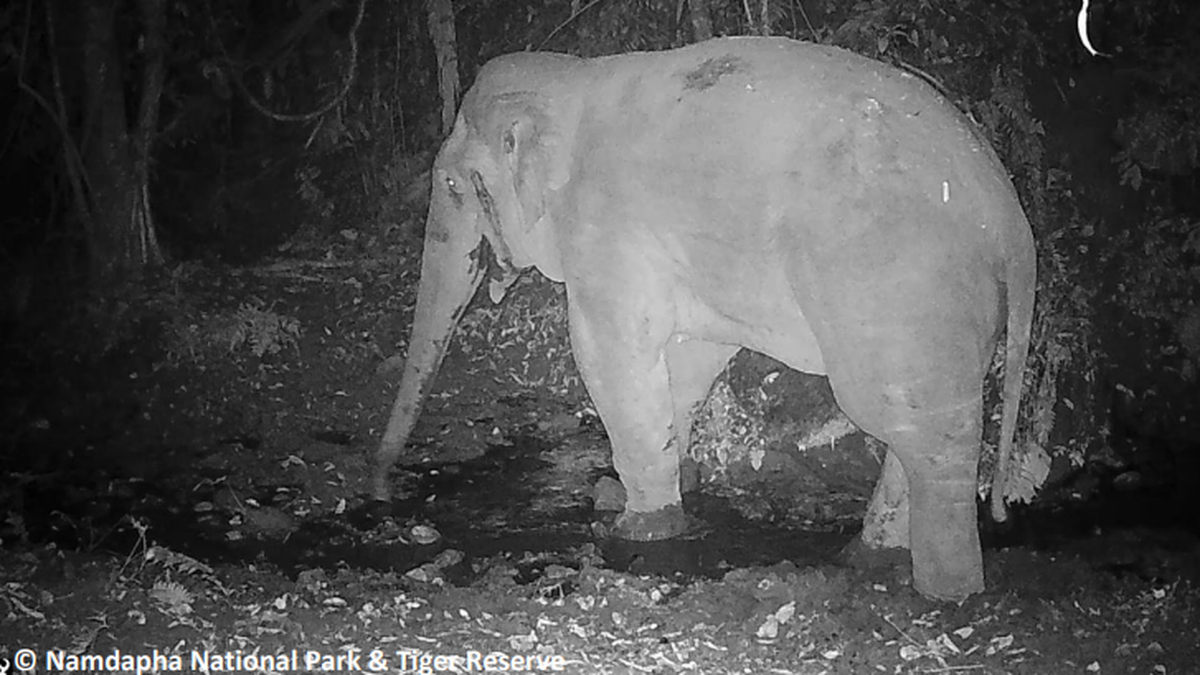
79;0;163;284
426;0;459;135
687;0;713;42
134;0;166;266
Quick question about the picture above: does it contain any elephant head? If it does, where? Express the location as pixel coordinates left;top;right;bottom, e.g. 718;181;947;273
372;54;579;500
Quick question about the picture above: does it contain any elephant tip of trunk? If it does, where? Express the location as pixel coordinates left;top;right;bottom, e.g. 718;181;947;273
370;474;393;502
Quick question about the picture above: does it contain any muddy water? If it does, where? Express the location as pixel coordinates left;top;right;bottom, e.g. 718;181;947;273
344;436;852;581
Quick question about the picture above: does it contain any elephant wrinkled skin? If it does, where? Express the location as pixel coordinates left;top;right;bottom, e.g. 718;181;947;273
373;37;1035;601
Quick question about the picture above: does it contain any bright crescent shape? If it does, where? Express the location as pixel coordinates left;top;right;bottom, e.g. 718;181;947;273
1077;0;1102;57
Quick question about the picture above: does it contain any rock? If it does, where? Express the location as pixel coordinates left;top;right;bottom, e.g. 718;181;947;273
376;353;406;377
593;476;626;511
1112;470;1143;491
537;411;581;434
405;563;442;583
409;524;441;545
432;548;464;569
241;506;297;538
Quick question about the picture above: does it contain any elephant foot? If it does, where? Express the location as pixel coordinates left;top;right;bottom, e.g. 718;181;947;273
612;505;694;541
912;560;984;602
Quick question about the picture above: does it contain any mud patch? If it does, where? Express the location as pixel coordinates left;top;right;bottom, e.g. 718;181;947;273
681;55;748;91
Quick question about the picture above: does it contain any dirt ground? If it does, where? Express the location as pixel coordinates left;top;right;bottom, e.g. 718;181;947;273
2;243;1199;675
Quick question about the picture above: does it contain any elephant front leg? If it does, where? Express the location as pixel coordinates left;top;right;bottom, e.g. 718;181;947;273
566;292;689;541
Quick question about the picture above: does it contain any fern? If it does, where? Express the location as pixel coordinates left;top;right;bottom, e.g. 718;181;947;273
150;579;195;616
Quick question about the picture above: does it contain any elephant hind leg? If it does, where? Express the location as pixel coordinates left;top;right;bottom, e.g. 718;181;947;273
831;374;987;601
888;415;984;601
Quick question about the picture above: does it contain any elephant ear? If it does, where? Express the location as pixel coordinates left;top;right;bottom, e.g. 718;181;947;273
490;95;573;283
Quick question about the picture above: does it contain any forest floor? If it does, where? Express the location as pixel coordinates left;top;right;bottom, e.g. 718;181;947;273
1;243;1198;674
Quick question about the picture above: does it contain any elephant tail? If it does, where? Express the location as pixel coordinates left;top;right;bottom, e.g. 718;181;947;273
990;238;1036;523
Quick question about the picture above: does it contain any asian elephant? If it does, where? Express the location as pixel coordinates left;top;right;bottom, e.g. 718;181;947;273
373;36;1035;601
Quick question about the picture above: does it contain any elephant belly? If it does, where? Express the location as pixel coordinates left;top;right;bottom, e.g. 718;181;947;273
671;284;827;374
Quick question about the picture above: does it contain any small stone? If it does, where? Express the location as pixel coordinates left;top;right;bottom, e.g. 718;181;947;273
537;412;581;433
432;548;464;569
543;564;576;580
376;354;406;377
405;564;438;582
593;476;626;512
1112;470;1143;491
410;524;441;544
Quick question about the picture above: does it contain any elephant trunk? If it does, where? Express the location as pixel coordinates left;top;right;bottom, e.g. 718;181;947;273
372;236;485;500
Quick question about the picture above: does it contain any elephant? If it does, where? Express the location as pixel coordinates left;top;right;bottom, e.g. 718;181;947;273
372;36;1036;602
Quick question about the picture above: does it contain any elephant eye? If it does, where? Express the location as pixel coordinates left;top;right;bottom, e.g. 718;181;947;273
442;173;465;206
